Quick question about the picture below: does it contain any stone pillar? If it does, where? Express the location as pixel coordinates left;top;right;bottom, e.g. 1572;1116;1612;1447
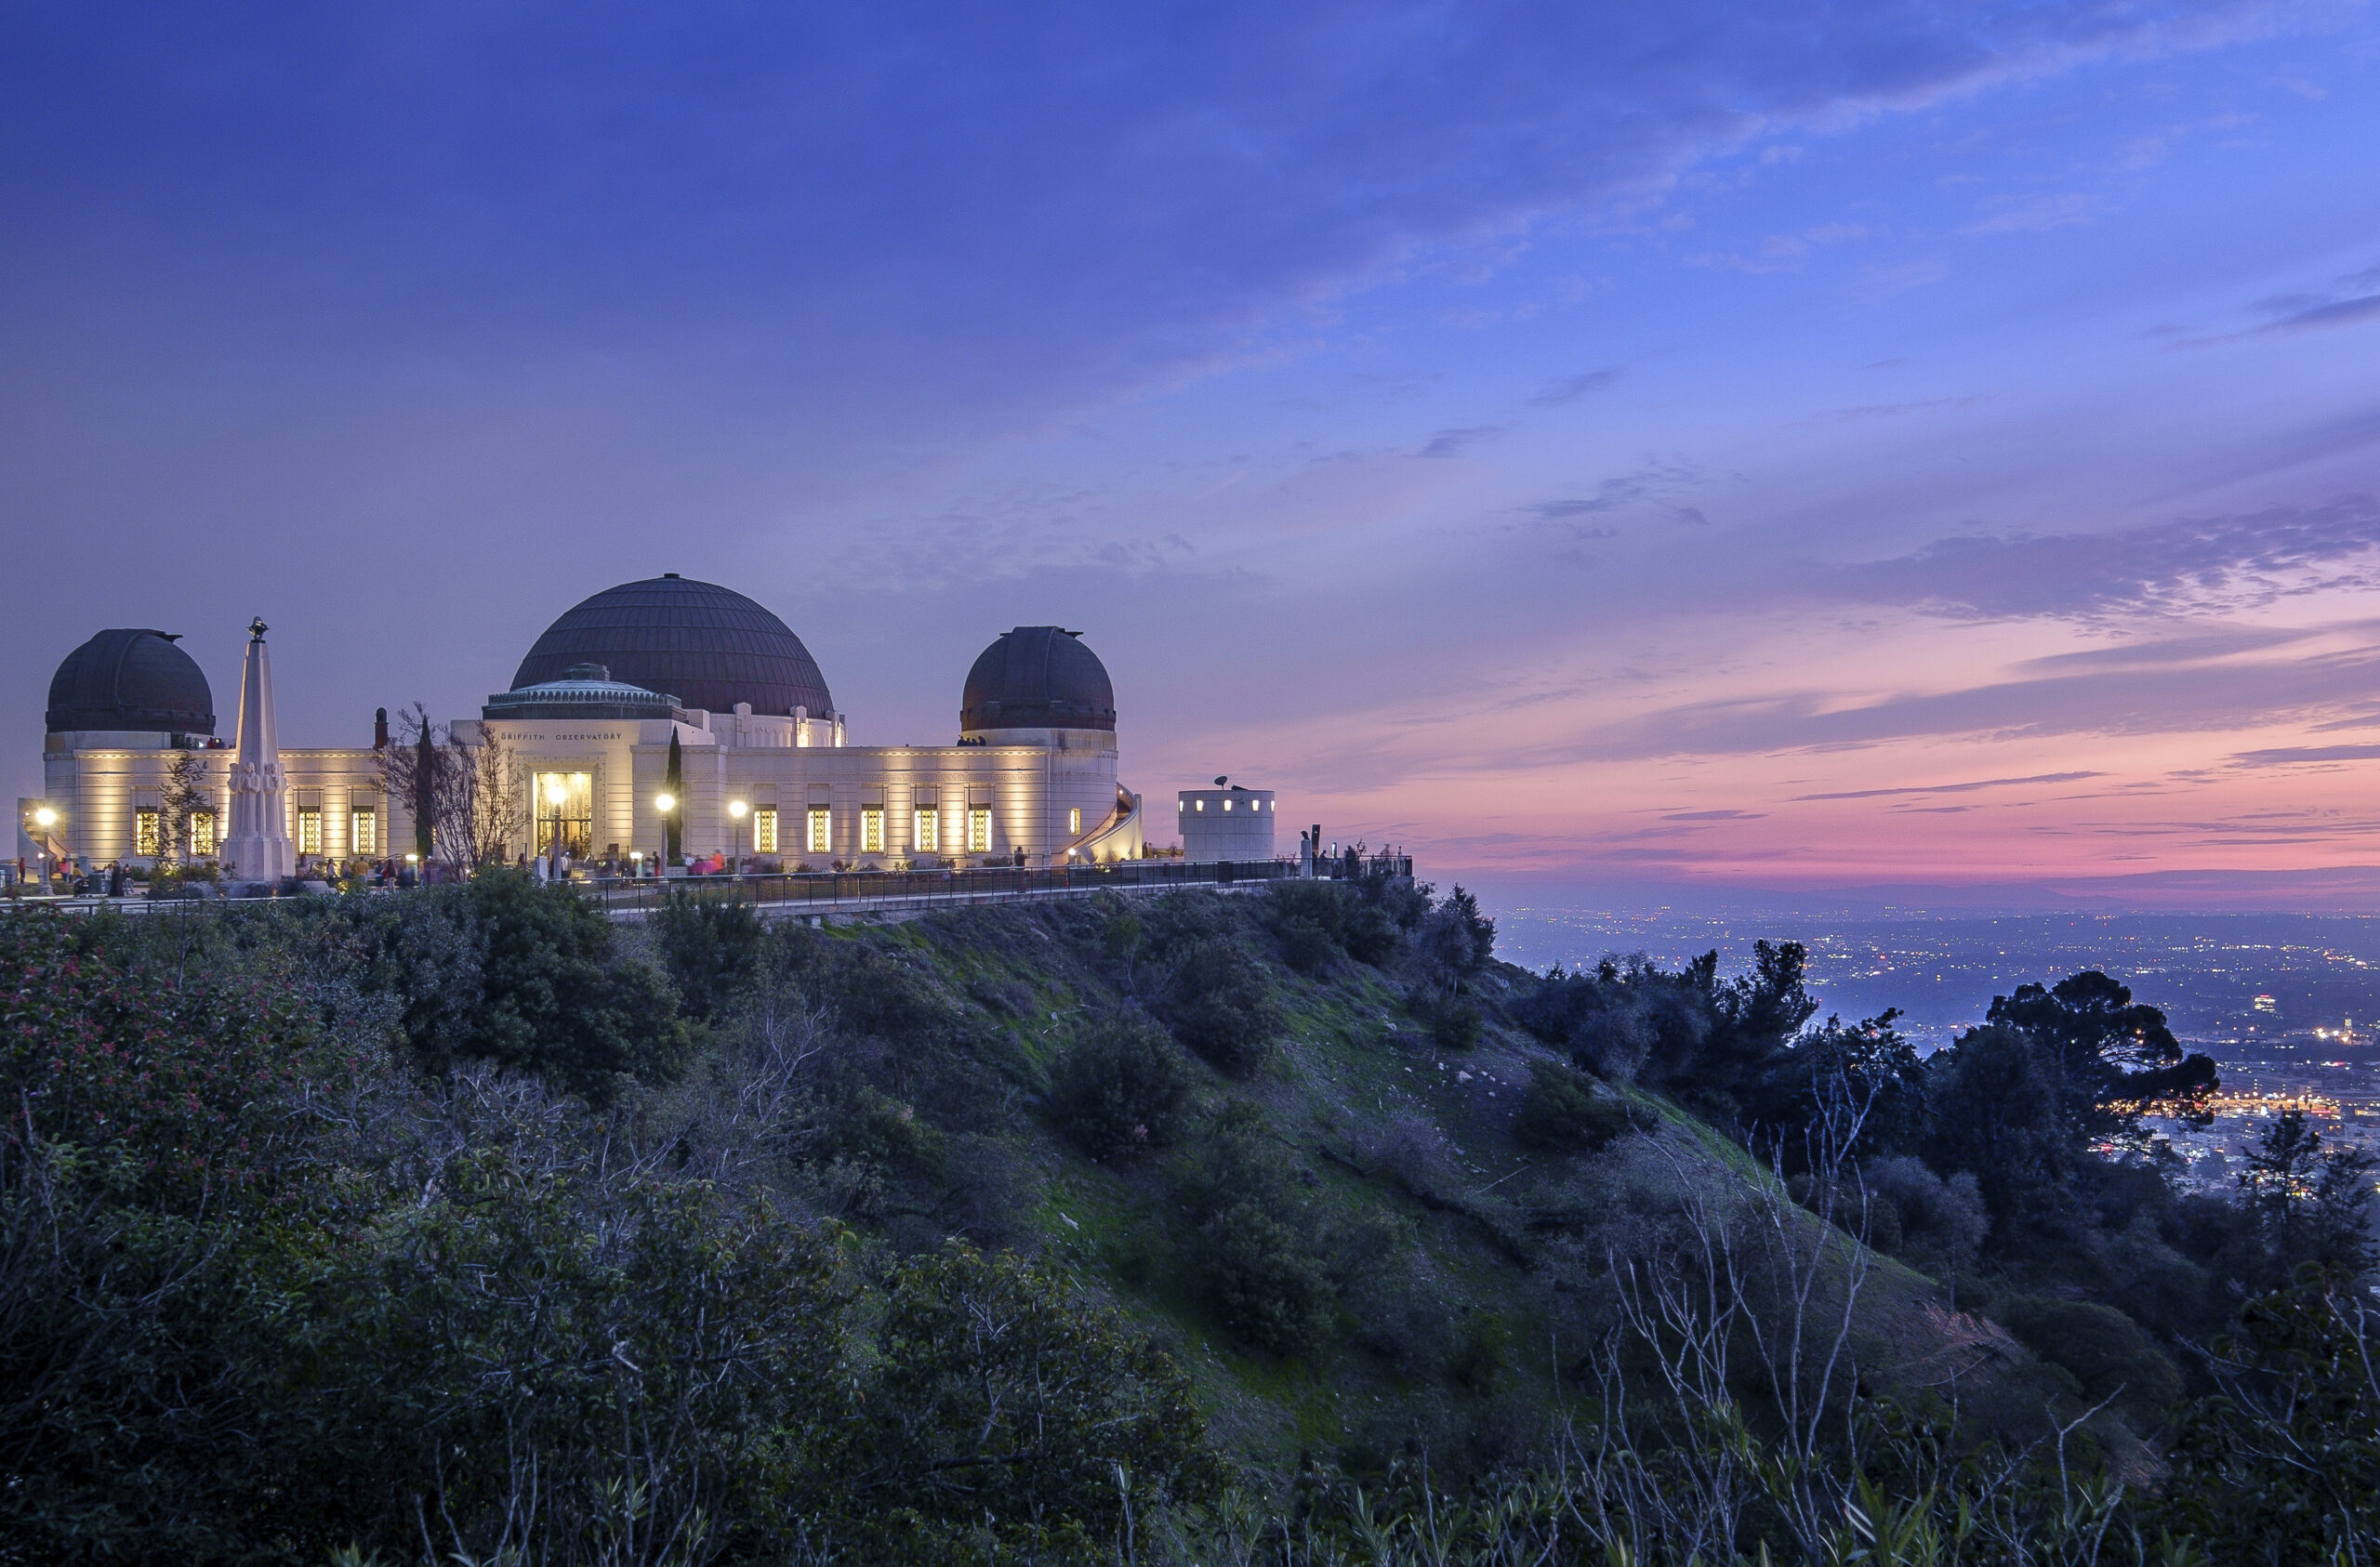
220;618;296;883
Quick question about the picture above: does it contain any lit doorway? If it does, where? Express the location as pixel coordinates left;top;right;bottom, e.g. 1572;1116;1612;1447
534;771;593;858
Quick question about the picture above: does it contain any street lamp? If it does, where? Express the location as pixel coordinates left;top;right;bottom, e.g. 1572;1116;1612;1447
32;807;57;892
543;780;568;875
654;793;676;876
728;799;747;876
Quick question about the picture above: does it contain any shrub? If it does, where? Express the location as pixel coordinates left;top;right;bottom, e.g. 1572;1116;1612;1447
2149;1269;2380;1561
1421;992;1484;1050
1342;904;1405;966
1257;881;1406;970
1197;1199;1337;1357
1997;1295;2181;1428
654;888;762;1019
1045;1008;1196;1159
1276;915;1342;975
1170;1103;1340;1356
357;870;692;1100
966;972;1035;1017
1162;939;1282;1075
1865;1155;1989;1280
1514;1060;1636;1153
1412;886;1495;992
1449;1311;1518;1394
852;1247;1229;1559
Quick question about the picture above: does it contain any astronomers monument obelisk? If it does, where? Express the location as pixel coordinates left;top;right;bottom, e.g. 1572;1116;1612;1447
219;617;296;884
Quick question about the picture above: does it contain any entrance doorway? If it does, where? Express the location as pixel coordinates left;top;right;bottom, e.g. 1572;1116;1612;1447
534;771;593;858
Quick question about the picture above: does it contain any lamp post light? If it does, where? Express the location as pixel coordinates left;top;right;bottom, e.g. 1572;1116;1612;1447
544;780;567;876
728;799;747;876
654;792;676;876
32;807;57;892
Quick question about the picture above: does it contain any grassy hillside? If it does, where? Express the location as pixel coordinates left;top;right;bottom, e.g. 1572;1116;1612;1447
622;884;2031;1477
11;876;2361;1564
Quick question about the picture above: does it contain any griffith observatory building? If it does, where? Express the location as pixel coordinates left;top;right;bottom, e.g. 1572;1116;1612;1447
20;575;1293;877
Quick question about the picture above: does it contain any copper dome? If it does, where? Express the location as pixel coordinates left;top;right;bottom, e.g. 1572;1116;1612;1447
509;575;833;718
960;626;1116;735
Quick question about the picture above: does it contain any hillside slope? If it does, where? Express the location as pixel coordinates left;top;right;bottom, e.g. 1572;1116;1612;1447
635;884;2044;1476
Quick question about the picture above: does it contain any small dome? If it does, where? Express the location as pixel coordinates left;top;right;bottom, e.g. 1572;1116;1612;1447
483;670;679;722
46;628;215;735
510;575;834;718
960;626;1116;735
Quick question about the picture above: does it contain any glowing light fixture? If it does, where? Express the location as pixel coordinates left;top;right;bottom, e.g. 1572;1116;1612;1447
729;800;748;819
655;792;676;812
33;807;56;827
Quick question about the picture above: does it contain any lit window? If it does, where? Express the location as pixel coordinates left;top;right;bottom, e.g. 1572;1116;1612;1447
350;808;378;855
806;807;831;854
134;810;161;857
752;807;778;854
296;809;323;855
190;811;217;857
1195;799;1204;811
861;808;885;852
968;808;991;852
1068;806;1081;834
914;807;940;852
1223;798;1233;811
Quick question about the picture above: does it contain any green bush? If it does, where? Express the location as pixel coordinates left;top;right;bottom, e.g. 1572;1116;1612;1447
1162;938;1282;1075
2149;1270;2379;1562
1265;879;1405;968
1045;1008;1196;1159
1420;991;1483;1050
1197;1200;1337;1357
1998;1295;2182;1428
1276;915;1342;975
1513;1060;1636;1153
354;869;691;1100
654;888;762;1019
1170;1103;1341;1357
0;918;1230;1566
839;1247;1229;1562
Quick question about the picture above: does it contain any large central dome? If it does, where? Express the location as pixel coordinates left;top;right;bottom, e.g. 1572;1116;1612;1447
509;575;834;718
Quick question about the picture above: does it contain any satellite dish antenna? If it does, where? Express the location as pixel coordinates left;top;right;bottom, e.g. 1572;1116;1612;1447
1214;775;1228;787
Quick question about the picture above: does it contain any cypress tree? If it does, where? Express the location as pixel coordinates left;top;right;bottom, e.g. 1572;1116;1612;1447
414;725;435;866
665;731;684;866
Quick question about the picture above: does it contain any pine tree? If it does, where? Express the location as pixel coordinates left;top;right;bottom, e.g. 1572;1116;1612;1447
2240;1109;2379;1284
413;725;435;866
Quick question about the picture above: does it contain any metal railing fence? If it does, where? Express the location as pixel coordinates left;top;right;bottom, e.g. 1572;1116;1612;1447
3;851;1413;920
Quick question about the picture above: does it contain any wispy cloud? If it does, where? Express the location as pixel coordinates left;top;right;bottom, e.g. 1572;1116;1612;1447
1527;368;1620;407
1831;395;1991;421
2227;744;2380;768
1963;192;2095;233
1822;496;2380;621
1418;426;1508;459
1793;771;2101;802
2264;294;2380;333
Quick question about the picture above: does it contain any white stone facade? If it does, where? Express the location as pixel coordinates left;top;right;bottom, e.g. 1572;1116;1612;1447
29;597;1149;875
1177;785;1276;863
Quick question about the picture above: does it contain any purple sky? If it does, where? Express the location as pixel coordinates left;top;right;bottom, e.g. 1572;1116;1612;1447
7;3;2380;897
